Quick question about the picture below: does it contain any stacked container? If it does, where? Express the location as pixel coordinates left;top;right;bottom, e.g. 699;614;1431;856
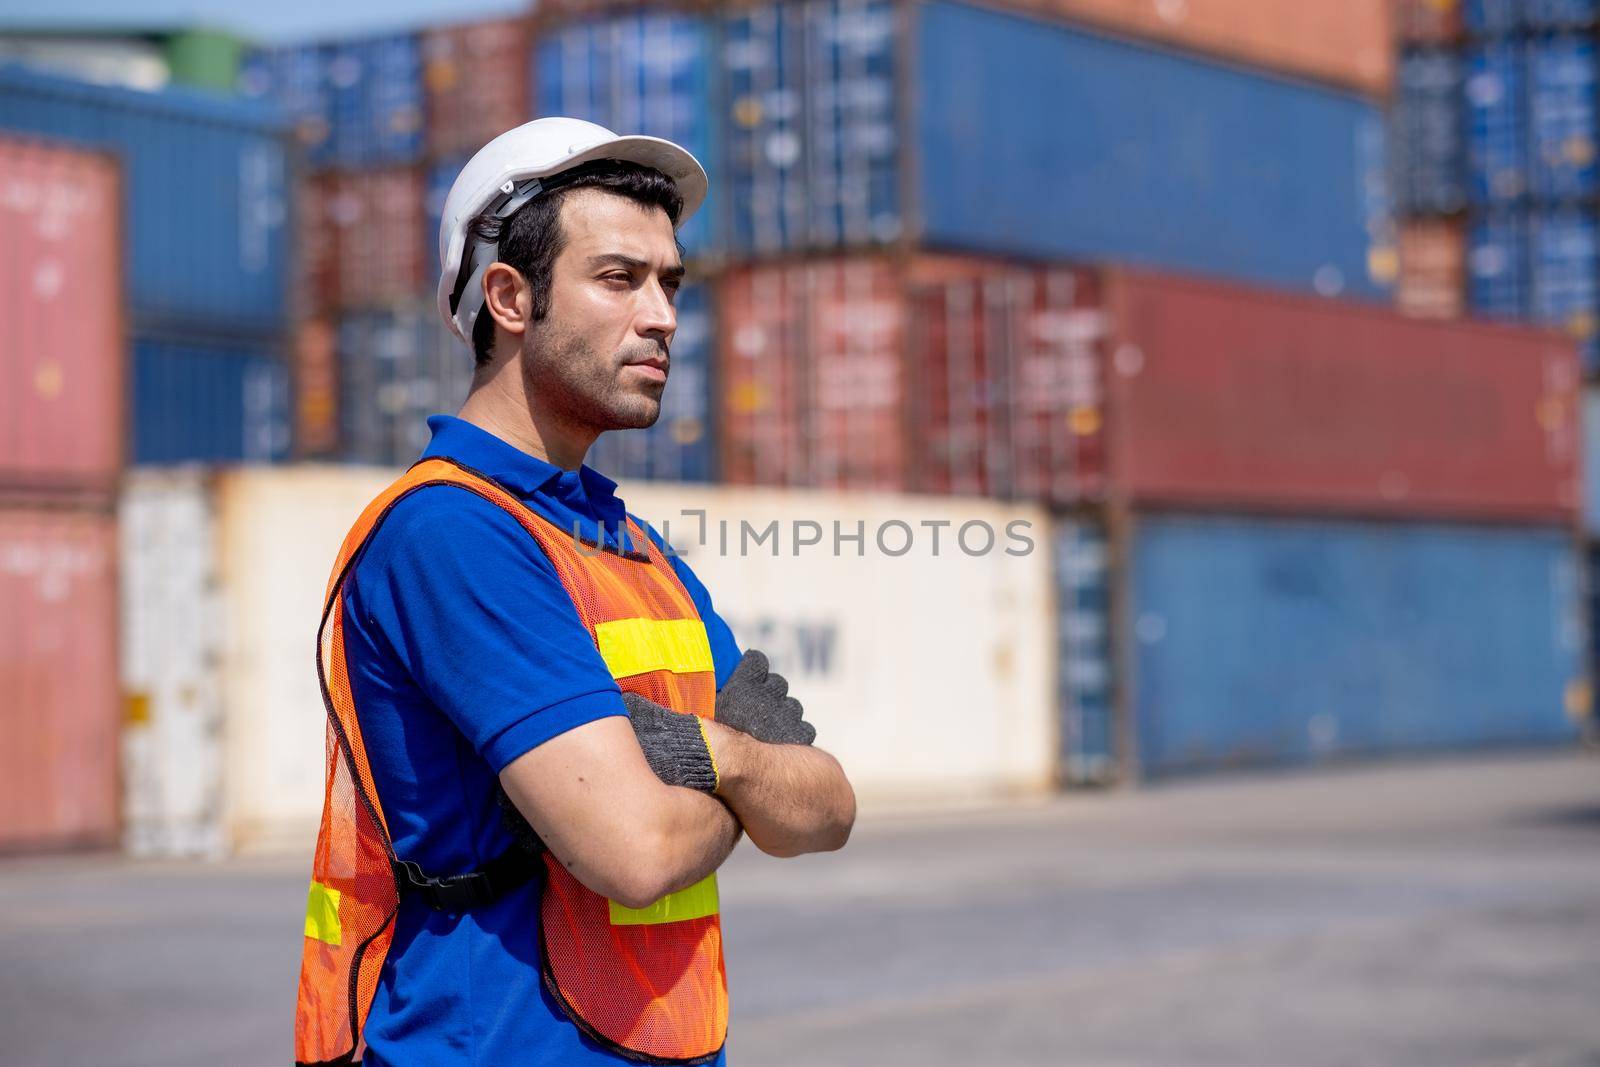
0;64;294;463
1396;3;1600;369
0;135;125;849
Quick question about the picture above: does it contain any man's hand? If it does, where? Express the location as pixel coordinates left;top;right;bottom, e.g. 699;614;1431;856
714;650;815;745
624;692;719;793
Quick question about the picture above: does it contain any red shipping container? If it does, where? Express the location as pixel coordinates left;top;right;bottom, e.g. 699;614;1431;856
718;257;907;491
0;506;120;850
1104;269;1581;522
1392;0;1462;44
1396;220;1466;320
0;137;123;495
909;263;1107;501
296;175;339;315
293;317;339;457
324;168;426;310
423;18;531;159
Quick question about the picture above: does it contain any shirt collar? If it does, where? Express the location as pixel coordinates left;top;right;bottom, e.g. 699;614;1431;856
420;415;639;553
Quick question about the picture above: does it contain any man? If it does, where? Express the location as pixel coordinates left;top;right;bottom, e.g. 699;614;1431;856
295;118;856;1066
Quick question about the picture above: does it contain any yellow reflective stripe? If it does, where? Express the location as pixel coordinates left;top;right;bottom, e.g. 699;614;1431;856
696;716;720;791
609;872;720;926
594;618;713;680
304;881;342;946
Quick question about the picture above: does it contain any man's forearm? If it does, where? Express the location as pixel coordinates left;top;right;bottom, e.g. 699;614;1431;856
647;786;742;899
706;721;855;858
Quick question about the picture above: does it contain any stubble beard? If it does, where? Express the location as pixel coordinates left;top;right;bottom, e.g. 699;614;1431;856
521;316;666;434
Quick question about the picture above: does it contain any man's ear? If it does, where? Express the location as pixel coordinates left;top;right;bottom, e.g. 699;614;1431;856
482;262;530;338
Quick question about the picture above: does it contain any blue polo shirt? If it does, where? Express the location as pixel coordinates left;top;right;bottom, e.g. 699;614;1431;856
343;415;739;1066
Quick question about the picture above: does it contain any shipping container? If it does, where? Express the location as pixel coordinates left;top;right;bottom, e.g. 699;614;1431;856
1528;36;1598;203
131;335;292;464
1465;41;1528;205
1468;210;1532;318
907;261;1106;502
0;64;290;336
718;257;907;490
1054;517;1113;785
1464;0;1523;32
423;17;529;159
424;155;466;278
1105;268;1580;522
238;44;333;166
323;167;427;309
535;10;718;256
914;1;1392;300
1123;514;1585;777
1007;0;1391;97
0;136;123;494
1531;208;1600;373
620;480;1058;802
294;317;339;458
1394;50;1468;217
0;505;120;850
1584;384;1600;533
295;174;338;316
586;281;716;482
1394;0;1464;44
324;33;425;168
1526;0;1598;28
120;472;224;857
336;302;471;465
1397;219;1468;318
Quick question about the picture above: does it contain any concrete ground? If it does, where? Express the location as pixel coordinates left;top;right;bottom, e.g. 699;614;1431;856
2;752;1598;1066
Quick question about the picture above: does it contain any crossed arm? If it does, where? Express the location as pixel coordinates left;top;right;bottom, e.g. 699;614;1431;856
499;688;854;908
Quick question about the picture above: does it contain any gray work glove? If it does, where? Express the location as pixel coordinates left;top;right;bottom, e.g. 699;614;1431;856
714;650;815;746
624;692;719;793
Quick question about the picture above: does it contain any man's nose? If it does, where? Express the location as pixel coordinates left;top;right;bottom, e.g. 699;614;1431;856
638;277;677;339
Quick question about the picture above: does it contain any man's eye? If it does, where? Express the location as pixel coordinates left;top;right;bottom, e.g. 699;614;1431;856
603;273;632;286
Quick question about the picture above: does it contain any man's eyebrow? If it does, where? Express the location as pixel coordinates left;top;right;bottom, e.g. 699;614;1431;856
588;253;687;280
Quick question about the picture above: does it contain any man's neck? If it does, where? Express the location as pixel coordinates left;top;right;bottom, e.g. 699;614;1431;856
456;366;592;471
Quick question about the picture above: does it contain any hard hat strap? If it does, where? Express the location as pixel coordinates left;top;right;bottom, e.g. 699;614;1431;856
448;175;550;322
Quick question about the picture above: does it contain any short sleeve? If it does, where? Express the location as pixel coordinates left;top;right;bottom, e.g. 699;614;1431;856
351;486;627;772
637;517;744;689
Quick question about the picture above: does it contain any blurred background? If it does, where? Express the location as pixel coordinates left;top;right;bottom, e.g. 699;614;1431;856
2;1;1600;1064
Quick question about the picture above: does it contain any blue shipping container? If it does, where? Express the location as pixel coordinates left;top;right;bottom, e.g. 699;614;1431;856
337;302;471;466
1465;41;1529;205
1532;208;1600;372
325;34;425;168
1464;0;1523;32
916;2;1392;300
1529;37;1599;202
1128;514;1584;777
132;336;292;463
1468;210;1533;318
1394;50;1468;216
721;0;900;256
1054;520;1115;785
536;12;717;256
586;282;715;482
0;64;290;336
239;45;334;167
424;155;467;276
1526;0;1599;29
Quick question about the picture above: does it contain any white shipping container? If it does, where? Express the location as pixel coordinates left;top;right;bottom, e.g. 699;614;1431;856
120;471;225;857
124;466;1056;855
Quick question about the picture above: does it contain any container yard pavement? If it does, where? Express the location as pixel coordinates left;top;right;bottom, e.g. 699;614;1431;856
3;752;1599;1067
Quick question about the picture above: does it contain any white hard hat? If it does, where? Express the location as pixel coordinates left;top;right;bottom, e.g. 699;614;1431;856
434;117;708;345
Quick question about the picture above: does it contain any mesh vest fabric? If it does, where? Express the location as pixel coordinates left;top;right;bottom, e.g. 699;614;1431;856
295;458;728;1066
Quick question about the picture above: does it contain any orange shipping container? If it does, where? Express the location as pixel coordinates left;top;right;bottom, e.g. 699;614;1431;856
0;136;123;495
1013;0;1392;97
423;18;531;159
0;506;120;850
1392;0;1462;44
293;317;340;457
1397;220;1466;319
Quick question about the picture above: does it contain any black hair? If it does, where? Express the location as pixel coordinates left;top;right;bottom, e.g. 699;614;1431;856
465;159;685;366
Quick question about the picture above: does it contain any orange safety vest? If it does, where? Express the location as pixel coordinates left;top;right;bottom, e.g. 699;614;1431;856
294;457;728;1066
